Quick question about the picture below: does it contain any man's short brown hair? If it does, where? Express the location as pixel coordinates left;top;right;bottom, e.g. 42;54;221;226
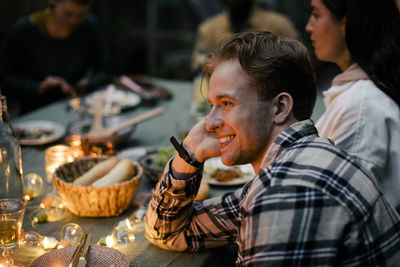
204;31;316;120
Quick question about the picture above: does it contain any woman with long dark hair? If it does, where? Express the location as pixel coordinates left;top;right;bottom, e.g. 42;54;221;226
306;0;400;210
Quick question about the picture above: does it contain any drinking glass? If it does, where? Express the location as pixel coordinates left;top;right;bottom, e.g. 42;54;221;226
0;199;25;266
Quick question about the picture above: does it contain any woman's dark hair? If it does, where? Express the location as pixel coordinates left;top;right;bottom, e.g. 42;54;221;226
204;31;317;121
322;0;400;106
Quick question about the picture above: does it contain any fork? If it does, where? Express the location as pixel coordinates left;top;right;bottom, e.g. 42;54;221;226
77;233;91;267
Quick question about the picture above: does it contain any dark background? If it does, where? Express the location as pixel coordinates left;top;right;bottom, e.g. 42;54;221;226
0;0;323;81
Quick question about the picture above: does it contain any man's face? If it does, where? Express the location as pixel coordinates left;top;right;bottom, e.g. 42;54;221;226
205;59;274;168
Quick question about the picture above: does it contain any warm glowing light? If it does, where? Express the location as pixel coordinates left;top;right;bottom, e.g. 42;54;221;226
128;234;136;242
57;244;64;249
40;203;45;209
42;236;58;249
43;237;50;248
45;145;73;182
125;219;132;230
106;235;114;247
24;194;31;201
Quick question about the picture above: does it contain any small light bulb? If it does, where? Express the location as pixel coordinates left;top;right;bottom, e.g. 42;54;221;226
106;235;114;247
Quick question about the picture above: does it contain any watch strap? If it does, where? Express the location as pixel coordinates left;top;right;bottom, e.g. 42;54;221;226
170;136;203;168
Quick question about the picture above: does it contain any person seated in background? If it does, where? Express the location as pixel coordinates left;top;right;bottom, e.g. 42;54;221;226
145;32;400;266
190;0;297;114
0;0;110;114
191;0;298;72
306;0;400;212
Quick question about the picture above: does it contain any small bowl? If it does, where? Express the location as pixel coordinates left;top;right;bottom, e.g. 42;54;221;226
139;151;164;184
53;156;143;217
68;116;136;144
30;244;128;266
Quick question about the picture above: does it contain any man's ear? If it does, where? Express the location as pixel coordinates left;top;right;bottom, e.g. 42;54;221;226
272;92;294;125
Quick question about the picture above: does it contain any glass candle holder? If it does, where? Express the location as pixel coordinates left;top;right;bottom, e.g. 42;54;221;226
45;145;73;183
66;135;85;159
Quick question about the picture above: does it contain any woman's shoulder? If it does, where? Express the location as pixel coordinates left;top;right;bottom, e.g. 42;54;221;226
349;80;399;112
333;80;389;106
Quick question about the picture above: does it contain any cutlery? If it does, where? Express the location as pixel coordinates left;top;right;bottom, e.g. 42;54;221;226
77;233;91;267
119;75;144;95
68;235;85;267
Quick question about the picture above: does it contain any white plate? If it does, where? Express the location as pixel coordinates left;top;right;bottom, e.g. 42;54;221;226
118;147;151;161
14;120;65;145
204;157;255;186
85;89;141;115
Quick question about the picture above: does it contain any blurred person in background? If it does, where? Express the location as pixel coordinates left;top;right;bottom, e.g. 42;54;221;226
192;0;298;72
306;0;400;211
190;0;298;115
0;0;109;114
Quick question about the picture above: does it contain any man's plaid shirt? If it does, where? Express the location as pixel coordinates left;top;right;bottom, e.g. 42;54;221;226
145;120;400;266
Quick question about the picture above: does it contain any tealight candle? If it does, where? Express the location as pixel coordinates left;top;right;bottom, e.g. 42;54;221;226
45;145;73;183
67;135;85;159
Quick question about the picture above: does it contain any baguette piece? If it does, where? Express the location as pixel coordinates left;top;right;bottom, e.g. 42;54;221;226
73;157;120;186
91;158;134;187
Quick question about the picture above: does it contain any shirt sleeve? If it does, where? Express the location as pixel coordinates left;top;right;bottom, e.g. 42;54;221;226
239;185;350;266
145;158;243;252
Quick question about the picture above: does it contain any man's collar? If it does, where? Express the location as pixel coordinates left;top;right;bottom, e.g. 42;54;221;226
260;119;317;169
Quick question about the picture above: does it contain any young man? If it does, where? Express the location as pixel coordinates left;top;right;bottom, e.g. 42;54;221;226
145;32;400;266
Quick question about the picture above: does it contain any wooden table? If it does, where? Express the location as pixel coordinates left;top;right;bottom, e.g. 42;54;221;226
12;78;237;266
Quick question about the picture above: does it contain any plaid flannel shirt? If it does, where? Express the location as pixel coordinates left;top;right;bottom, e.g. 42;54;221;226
145;120;400;266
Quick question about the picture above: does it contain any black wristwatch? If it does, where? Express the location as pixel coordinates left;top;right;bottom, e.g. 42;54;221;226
170;136;203;168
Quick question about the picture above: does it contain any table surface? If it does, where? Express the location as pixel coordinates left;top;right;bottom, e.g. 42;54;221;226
12;78;237;266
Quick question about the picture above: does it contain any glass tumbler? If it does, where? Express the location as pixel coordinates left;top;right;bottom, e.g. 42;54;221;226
0;199;25;265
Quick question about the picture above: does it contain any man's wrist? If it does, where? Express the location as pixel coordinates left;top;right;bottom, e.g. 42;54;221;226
170;136;203;168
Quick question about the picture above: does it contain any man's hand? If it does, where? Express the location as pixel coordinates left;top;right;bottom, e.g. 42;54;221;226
171;119;220;174
184;119;220;163
39;76;74;96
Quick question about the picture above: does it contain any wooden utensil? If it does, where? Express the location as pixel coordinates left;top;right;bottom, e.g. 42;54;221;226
85;107;164;141
87;93;105;136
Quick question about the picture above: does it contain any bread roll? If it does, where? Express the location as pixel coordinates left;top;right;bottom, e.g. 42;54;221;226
194;181;210;201
91;158;134;187
73;157;120;186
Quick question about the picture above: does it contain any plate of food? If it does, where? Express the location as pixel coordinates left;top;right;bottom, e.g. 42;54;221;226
13;120;65;145
204;157;255;186
138;146;176;184
84;89;141;115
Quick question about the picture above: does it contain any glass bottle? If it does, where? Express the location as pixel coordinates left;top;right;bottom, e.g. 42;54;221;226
0;95;24;200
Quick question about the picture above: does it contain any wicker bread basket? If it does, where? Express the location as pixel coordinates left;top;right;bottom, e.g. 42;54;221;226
53;157;143;217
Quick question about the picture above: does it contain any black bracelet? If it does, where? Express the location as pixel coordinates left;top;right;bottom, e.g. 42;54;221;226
170;136;203;168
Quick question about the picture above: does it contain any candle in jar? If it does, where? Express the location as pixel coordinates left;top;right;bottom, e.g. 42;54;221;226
44;145;73;183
